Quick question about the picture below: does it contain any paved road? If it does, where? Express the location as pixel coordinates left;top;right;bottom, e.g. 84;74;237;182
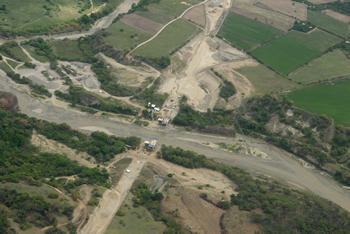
1;75;350;212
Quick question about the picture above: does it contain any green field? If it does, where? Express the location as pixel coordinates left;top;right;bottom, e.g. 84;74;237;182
307;10;349;39
236;64;300;95
50;40;86;60
6;59;20;69
106;192;166;234
287;79;350;126
0;60;13;73
290;50;350;84
252;29;341;75
218;12;284;50
134;19;199;57
136;0;202;24
105;21;152;51
22;44;50;63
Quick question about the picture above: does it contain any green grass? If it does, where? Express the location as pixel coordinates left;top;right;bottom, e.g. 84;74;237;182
6;59;20;69
50;40;86;60
134;19;199;57
252;29;341;75
235;64;300;95
287;79;350;126
0;60;13;73
105;21;152;51
136;0;202;24
218;12;284;50
22;44;50;63
307;10;349;39
106;192;166;234
290;50;350;84
110;158;132;185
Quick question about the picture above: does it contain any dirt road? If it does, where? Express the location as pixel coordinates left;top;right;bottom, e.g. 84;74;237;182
80;159;144;234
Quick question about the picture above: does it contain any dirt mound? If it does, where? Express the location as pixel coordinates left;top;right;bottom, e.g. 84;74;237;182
0;91;19;112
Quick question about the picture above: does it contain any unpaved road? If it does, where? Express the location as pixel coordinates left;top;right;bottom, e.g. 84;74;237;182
81;158;144;234
1;75;350;213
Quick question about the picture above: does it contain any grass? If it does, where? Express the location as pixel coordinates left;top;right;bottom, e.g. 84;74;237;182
252;29;342;75
105;21;152;51
106;192;166;234
0;60;13;73
136;0;202;24
290;50;350;84
0;0;94;30
22;44;50;63
110;158;132;185
50;40;86;60
218;12;284;50
287;79;350;126
6;59;20;69
307;10;349;39
235;64;300;95
134;19;199;57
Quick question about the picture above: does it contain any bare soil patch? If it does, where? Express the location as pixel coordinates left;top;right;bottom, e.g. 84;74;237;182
120;14;164;35
231;7;291;31
183;5;206;27
257;0;307;20
308;0;337;4
322;9;350;23
221;206;261;233
31;131;96;167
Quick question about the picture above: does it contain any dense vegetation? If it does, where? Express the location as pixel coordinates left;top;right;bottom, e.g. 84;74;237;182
131;183;185;234
133;55;171;70
128;0;161;13
219;80;237;102
158;145;350;233
291;21;316;33
322;1;350;16
0;41;27;62
132;77;168;107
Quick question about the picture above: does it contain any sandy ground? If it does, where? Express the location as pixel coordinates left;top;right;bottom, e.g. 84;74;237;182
257;0;307;20
120;14;164;35
322;9;350;23
31;132;96;167
184;5;206;27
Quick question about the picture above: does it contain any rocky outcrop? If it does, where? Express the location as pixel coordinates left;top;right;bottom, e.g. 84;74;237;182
0;91;19;112
79;93;102;106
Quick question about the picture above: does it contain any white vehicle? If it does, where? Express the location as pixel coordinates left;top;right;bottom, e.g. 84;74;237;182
126;170;130;173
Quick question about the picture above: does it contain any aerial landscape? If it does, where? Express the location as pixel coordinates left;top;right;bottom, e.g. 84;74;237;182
1;0;350;233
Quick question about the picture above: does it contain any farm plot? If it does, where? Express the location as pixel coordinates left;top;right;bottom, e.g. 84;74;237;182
183;4;206;27
287;79;350;126
135;0;202;24
105;21;152;51
252;29;341;75
134;19;200;57
257;0;307;20
322;9;350;23
218;12;284;50
120;14;163;35
235;64;300;95
0;0;93;30
290;50;350;84
232;0;295;29
308;10;349;38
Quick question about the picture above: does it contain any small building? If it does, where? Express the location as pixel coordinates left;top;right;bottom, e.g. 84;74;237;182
157;117;163;123
151;104;156;108
147;138;158;150
154;107;160;112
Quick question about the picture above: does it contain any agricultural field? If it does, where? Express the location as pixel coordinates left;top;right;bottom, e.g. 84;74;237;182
290;50;350;84
0;0;94;30
105;21;152;51
50;40;86;60
321;9;350;23
235;64;300;95
218;12;284;50
135;0;202;24
134;19;200;57
287;79;350;126
105;192;166;234
307;10;349;38
183;5;205;27
252;29;341;75
120;14;163;35
257;0;307;20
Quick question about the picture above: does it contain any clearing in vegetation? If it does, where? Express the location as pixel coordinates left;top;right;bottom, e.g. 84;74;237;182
290;50;350;84
135;0;202;24
307;10;349;39
105;21;152;51
120;14;163;35
134;19;200;57
218;12;284;50
50;40;86;61
252;29;341;75
287;79;350;126
235;64;300;95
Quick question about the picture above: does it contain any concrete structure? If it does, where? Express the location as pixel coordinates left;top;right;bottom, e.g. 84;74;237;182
145;138;158;150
